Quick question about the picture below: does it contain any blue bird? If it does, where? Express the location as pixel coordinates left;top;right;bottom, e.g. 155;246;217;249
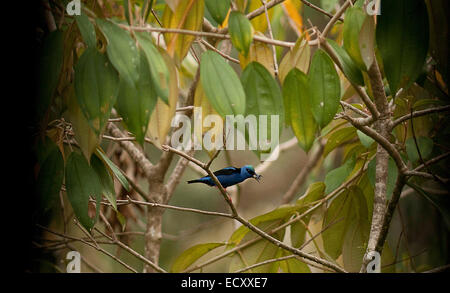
187;165;262;189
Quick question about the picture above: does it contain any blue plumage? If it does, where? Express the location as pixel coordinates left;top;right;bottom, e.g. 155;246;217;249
187;165;262;188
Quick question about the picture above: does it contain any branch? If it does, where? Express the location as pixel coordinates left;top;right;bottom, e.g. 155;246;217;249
255;137;298;174
122;196;234;219
342;116;408;173
299;0;343;21
261;0;279;76
41;0;57;32
320;40;379;119
161;145;347;273
422;264;450;273
280;139;325;204
412;152;450;173
322;0;351;37
391;105;450;129
233;216;344;273
120;24;296;48
197;39;240;64
37;224;138;273
106;122;154;178
166;149;196;199
373;174;406;256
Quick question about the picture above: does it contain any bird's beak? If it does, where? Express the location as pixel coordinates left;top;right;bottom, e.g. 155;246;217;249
253;174;262;182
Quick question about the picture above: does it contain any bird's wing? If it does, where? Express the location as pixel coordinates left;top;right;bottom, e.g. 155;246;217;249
213;167;241;176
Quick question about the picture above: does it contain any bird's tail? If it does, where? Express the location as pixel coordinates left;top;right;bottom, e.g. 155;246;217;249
187;179;203;184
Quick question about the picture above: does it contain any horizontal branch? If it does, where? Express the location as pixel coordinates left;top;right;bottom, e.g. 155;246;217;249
124;196;234;219
161;145;347;273
300;0;343;21
120;24;296;48
413;152;450;173
392;105;450;129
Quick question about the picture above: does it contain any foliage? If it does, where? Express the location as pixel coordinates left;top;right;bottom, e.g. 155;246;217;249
32;0;450;273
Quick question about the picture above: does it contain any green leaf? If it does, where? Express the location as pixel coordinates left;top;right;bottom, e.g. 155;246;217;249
36;145;64;213
229;220;285;273
146;48;179;148
75;14;96;48
66;85;99;161
343;6;366;70
74;48;119;135
308;49;341;128
91;155;117;211
205;0;230;24
141;0;154;23
35;136;58;165
376;0;429;95
228;205;298;246
135;32;170;105
405;136;434;163
171;243;225;272
200;51;246;117
96;19;140;85
36;30;63;118
283;69;317;152
95;148;130;192
324;156;356;195
229;11;254;56
321;0;339;12
342;186;369;272
322;190;352;259
327;39;364;86
115;49;157;145
358;15;375;70
323;127;357;157
278;36;311;84
291;182;326;247
65;152;102;231
342;216;369;272
123;0;131;25
162;0;205;66
323;186;369;262
241;62;284;141
116;211;127;231
357;129;374;148
278;250;311;273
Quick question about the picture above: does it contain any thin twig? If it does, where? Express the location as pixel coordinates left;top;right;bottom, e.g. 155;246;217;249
322;0;351;37
120;24;297;48
261;0;279;76
299;0;343;21
161;145;347;273
391;105;450;129
281;139;325;204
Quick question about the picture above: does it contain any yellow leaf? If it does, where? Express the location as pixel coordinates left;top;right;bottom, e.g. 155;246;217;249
193;83;223;157
282;0;307;38
238;38;275;76
64;87;99;162
248;0;273;32
278;35;310;83
146;49;179;148
162;0;204;66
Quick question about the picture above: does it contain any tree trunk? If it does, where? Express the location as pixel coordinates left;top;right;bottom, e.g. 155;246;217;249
143;180;166;273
